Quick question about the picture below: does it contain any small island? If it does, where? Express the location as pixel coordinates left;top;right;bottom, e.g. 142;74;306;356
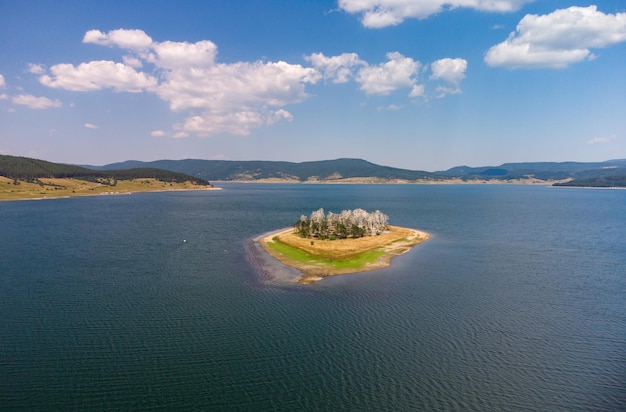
257;208;429;284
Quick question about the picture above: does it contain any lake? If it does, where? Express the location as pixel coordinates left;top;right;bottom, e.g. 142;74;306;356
1;184;624;410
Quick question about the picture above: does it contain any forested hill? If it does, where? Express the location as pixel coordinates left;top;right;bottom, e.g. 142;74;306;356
0;155;210;185
5;155;625;186
93;158;436;182
92;157;626;185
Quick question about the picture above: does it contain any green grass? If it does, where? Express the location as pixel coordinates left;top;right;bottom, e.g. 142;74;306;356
267;238;385;270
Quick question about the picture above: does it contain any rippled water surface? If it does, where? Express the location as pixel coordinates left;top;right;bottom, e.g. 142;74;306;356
1;184;625;410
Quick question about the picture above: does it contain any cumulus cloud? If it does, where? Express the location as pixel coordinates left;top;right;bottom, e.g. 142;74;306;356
38;28;464;137
356;52;420;95
485;6;626;69
83;29;153;50
39;60;157;92
305;52;365;83
156;60;319;135
430;58;467;96
84;123;98;129
309;51;467;98
0;74;5;88
409;84;425;98
587;135;616;145
12;94;62;109
39;28;321;136
27;64;45;74
339;0;534;28
150;40;218;69
151;130;166;137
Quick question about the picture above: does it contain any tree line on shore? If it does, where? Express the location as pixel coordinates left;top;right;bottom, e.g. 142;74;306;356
294;208;389;240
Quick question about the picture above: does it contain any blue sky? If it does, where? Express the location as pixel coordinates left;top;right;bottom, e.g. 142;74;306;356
1;0;625;170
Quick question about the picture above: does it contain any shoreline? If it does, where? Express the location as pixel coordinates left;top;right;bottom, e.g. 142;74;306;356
0;180;221;202
254;225;430;284
215;178;561;185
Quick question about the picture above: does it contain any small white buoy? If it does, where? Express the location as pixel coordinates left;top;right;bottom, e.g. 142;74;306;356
183;239;187;243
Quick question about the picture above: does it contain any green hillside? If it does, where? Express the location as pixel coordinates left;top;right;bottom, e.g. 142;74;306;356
0;155;210;185
95;158;436;181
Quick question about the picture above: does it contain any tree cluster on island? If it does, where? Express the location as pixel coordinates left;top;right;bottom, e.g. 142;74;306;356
293;208;389;240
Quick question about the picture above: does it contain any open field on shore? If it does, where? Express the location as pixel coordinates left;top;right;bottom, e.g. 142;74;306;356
0;177;217;201
258;225;430;284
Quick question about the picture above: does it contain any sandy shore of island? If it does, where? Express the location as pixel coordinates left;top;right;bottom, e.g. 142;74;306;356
254;225;430;284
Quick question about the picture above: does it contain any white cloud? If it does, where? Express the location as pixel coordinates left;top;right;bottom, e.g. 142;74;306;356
0;74;5;88
305;52;365;83
409;84;425;98
27;63;45;74
587;135;616;145
430;58;467;96
150;40;218;69
156;60;319;135
356;52;420;95
485;6;626;69
378;104;404;111
339;0;534;28
39;28;321;137
311;52;465;99
39;60;157;92
83;29;153;50
12;94;62;109
122;56;143;68
38;28;464;138
84;123;98;129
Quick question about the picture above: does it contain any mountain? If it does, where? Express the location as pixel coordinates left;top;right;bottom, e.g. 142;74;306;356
8;155;625;187
438;159;626;181
0;154;210;185
90;158;626;186
93;158;436;182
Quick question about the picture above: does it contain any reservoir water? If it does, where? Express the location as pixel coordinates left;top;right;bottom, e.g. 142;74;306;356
1;184;625;410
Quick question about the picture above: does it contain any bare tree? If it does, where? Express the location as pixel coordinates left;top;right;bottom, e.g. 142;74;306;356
293;208;389;239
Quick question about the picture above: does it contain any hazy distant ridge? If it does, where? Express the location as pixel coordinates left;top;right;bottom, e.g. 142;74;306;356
91;158;626;184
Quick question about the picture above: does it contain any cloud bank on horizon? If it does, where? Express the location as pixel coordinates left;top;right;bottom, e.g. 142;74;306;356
0;1;624;169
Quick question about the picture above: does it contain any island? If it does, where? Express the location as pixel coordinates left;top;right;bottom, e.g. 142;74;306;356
256;208;430;284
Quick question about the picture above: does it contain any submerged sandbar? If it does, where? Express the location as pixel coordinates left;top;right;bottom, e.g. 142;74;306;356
257;225;430;284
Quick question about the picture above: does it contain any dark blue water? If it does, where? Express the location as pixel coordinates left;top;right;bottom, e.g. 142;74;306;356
1;184;625;410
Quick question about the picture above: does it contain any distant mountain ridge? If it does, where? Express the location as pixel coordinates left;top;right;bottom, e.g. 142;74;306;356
4;155;625;187
89;158;626;185
92;158;435;182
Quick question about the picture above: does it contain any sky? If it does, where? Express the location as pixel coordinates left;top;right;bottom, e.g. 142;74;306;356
1;0;625;171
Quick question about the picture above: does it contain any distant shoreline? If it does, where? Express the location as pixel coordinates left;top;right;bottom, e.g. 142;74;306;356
256;225;430;284
216;178;559;185
0;177;220;202
0;187;221;202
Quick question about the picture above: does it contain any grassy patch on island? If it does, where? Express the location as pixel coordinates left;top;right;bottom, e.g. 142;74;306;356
267;237;385;270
